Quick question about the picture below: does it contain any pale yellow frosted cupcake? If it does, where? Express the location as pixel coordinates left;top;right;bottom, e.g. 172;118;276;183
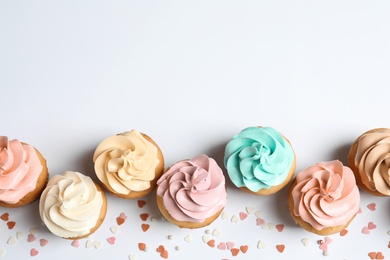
93;130;164;199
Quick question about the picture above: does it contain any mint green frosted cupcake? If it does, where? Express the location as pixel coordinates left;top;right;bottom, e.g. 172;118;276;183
224;126;296;195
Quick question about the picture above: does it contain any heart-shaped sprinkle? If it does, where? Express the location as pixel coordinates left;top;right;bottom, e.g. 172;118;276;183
94;241;102;249
276;224;284;232
86;240;94;248
276;244;285;253
128;254;137;260
156;245;165;253
368;222;377;230
340;229;348;236
212;228;221;236
362;227;370;234
71;240;80;248
141;224;150;232
160;250;168;259
221;212;229;220
257;240;266;249
202;235;210;243
262;223;271;230
207;239;215;248
324;237;332;244
246;206;255;214
240;245;248;253
231;215;239;223
110;226;119;234
184;235;192;243
30;248;39;257
217;242;227;250
367;203;376;211
138;243;146;251
29;228;38;235
40;239;48;247
377;252;385;259
116;217;125;226
268;223;276;230
358;207;362;214
7;221;15;230
231;248;240;256
107;237;116;245
0;213;9;221
27;234;36;243
301;238;310;246
254;210;263;218
7;236;16;245
0;248;5;258
140;213;149;221
256;218;265;226
16;232;24;240
226;242;235;250
368;252;377;259
137;200;146;208
239;212;248;221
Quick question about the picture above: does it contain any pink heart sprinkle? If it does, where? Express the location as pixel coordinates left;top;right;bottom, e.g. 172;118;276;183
119;213;128;220
358;207;362;214
239;212;248;221
40;239;48;247
256;218;265;226
217;242;227;250
362;227;370;234
276;224;284;232
319;242;328;251
71;240;80;248
27;234;36;243
324;237;333;244
368;222;377;230
226;242;235;250
367;203;376;211
30;248;39;257
107;237;116;245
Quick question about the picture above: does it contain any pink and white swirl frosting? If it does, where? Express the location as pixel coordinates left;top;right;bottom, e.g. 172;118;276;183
39;171;104;238
291;160;360;230
93;130;161;195
349;128;390;195
156;154;227;223
0;136;43;204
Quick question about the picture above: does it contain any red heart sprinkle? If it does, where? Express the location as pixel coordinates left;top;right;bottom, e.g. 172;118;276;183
141;224;150;232
7;221;15;230
137;200;146;208
0;213;9;221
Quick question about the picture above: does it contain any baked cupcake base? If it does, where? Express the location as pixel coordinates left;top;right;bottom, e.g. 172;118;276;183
156;195;224;229
0;147;48;208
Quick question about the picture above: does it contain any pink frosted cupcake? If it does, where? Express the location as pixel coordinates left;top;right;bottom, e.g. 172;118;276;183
156;154;227;228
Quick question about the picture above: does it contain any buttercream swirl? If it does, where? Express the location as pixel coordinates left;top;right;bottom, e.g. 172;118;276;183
39;171;104;238
224;127;294;192
291;160;360;230
156;154;227;223
349;128;390;195
93;130;161;195
0;136;43;204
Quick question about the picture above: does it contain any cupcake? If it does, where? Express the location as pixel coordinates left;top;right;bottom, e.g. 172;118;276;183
39;171;107;239
348;128;390;196
224;126;296;195
156;154;227;229
0;136;48;208
288;160;360;235
93;130;164;199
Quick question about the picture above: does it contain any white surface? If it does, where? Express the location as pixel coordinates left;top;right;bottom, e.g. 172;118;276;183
1;1;390;259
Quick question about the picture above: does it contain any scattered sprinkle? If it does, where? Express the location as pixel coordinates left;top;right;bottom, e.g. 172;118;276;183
217;242;227;250
212;228;221;236
86;240;94;248
202;235;210;243
128;254;137;260
167;235;173;240
137;200;146;208
138;243;146;251
141;224;150;232
175;246;181;251
231;215;239;223
323;250;330;256
340;229;348;236
226;242;235;250
30;248;39;257
368;222;377;230
231;248;240;256
71;240;80;248
151;217;156;222
0;248;6;258
239;212;248;221
257;240;266;249
140;213;149;221
362;227;370;235
107;236;116;245
367;203;376;211
246;206;255;214
207;239;215;248
254;210;262;218
27;234;36;243
7;236;16;245
110;226;119;234
205;229;212;234
301;238;310;246
6;221;15;230
94;241;102;249
221;211;229;220
29;228;38;235
240;245;248;254
276;244;285;253
39;239;48;247
0;213;9;221
276;224;284;232
184;235;192;243
16;232;24;240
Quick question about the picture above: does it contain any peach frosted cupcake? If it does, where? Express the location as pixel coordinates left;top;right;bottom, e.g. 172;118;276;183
93;130;164;199
0;136;48;208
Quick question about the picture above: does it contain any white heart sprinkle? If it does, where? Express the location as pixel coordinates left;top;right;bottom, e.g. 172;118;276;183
7;236;16;245
202;235;211;243
205;229;212;234
261;223;271;230
110;226;119;234
0;248;6;257
257;240;266;249
128;254;137;260
184;235;192;243
175;246;181;251
29;228;38;235
16;232;24;240
268;223;276;230
212;228;221;237
231;215;239;223
387;230;390;236
301;238;310;246
94;241;102;249
246;206;255;214
221;212;229;220
254;210;263;218
86;240;94;248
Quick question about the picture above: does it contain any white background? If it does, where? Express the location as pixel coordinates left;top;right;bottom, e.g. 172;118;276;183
1;1;390;259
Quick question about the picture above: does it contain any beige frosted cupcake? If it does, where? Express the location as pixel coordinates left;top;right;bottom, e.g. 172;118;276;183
288;160;360;235
93;130;164;199
39;171;107;239
0;136;48;208
348;128;390;196
156;154;227;229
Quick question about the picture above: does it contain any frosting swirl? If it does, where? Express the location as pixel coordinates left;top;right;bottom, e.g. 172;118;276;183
39;171;104;238
156;154;227;223
0;136;43;204
93;130;161;195
291;160;360;230
224;127;294;192
349;128;390;195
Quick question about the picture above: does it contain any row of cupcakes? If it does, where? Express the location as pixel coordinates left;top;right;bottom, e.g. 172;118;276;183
0;127;389;239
